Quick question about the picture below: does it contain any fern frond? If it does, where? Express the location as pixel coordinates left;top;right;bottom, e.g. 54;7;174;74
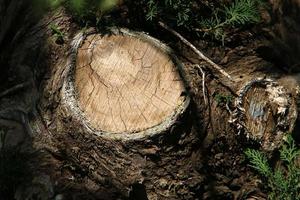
245;148;272;177
177;7;190;26
272;167;288;192
245;135;300;200
146;0;158;21
197;0;262;44
225;0;261;27
280;135;300;164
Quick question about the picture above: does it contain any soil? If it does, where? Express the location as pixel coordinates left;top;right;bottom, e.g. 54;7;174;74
0;0;300;200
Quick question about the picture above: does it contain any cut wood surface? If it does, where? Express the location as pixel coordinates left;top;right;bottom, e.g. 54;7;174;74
234;78;297;151
72;30;188;135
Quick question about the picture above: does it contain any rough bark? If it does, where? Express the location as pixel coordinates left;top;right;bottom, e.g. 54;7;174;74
34;25;199;199
0;2;299;199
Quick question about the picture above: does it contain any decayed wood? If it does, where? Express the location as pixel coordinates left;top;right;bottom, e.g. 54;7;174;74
231;78;298;151
62;28;190;140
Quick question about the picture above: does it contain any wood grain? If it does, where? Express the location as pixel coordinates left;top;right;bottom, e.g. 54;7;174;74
243;86;274;140
235;79;297;151
74;34;186;133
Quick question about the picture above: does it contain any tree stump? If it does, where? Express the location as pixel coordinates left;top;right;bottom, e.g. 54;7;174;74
36;28;197;199
232;78;297;151
62;29;190;140
1;3;300;199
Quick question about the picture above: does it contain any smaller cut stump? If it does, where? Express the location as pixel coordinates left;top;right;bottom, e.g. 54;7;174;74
233;78;297;151
63;29;189;140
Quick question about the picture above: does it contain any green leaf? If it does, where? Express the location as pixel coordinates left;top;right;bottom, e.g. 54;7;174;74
246;135;300;200
280;135;300;164
245;148;272;177
272;167;288;192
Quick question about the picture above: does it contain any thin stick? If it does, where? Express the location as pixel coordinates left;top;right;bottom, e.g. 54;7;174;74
158;21;233;81
194;64;208;105
0;81;31;99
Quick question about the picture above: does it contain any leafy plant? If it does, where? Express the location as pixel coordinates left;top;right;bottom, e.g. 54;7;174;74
245;135;300;200
40;0;264;44
143;0;264;44
198;0;264;44
145;0;194;27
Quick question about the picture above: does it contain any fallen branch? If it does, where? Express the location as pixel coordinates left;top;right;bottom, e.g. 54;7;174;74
0;81;31;99
158;21;233;81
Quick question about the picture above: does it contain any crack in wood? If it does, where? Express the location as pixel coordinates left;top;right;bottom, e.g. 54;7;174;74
73;32;188;133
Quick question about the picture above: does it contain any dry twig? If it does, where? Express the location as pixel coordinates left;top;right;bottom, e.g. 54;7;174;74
158;21;233;81
193;64;208;105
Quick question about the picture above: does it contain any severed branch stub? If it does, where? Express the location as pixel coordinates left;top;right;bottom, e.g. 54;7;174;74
158;21;298;151
231;78;298;151
61;28;190;141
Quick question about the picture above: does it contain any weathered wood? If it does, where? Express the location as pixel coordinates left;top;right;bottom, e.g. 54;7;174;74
232;78;297;151
1;4;298;199
32;28;199;200
61;29;190;140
